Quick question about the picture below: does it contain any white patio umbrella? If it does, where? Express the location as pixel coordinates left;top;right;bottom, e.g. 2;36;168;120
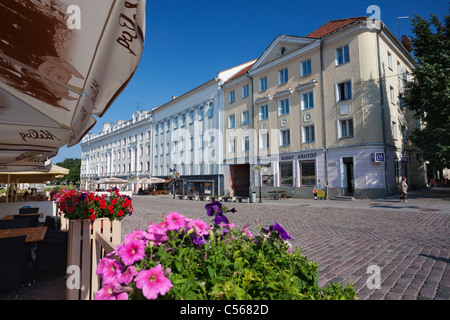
139;177;168;184
98;177;129;184
0;0;146;171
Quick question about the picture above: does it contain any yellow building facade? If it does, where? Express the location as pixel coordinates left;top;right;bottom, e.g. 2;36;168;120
223;17;427;199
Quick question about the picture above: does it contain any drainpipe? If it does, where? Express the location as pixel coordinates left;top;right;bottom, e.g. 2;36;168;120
376;22;391;195
247;74;255;195
319;40;329;199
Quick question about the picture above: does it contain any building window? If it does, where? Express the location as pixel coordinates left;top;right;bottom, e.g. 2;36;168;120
181;114;186;126
259;131;269;149
337;80;352;101
300;161;316;186
301;91;314;110
397;61;402;78
229;90;235;103
280;129;290;146
259;76;267;91
336;45;350;65
280;162;293;186
199;107;204;120
242;85;249;99
228;114;235;129
303;124;315;143
279;68;288;84
301;59;312;76
387;51;393;69
259;104;269;121
242;137;250;152
207;103;214;118
241;110;249;125
278;98;290;116
392;121;398;140
189;110;194;123
339;118;354;138
228;139;235;153
390;86;395;104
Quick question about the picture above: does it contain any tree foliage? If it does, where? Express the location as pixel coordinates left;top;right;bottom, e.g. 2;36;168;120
56;158;81;185
403;9;450;169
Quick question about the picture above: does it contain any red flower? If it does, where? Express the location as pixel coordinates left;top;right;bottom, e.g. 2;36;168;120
111;199;118;205
89;208;94;213
68;206;74;213
90;213;96;221
100;200;106;209
118;210;124;217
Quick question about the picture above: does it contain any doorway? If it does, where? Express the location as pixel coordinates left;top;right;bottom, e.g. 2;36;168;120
229;164;250;197
343;157;354;195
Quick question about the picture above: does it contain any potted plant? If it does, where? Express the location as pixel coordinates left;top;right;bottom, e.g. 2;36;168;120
54;187;132;300
94;201;356;300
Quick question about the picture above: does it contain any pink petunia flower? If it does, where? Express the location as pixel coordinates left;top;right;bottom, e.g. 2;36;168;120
134;264;173;300
187;218;210;236
117;238;146;266
165;211;186;231
94;281;128;300
119;266;138;285
124;229;146;243
96;258;123;284
145;223;168;245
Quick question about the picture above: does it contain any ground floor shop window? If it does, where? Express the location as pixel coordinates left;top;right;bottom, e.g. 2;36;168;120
280;162;293;186
262;174;274;186
300;161;316;186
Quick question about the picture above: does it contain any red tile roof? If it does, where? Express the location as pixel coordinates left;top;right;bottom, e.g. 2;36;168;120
307;17;368;38
226;61;256;83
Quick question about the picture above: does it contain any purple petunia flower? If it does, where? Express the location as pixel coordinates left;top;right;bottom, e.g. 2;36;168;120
205;201;223;216
270;222;294;240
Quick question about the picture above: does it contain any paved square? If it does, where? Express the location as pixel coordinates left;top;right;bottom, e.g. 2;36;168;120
125;189;450;300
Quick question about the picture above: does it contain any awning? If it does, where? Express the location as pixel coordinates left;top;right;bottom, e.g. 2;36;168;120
0;164;69;183
0;0;146;171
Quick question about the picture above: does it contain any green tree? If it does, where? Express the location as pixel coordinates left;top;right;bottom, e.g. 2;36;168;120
56;158;81;185
403;9;450;170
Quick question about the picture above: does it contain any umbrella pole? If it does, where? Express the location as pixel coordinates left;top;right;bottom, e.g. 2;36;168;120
15;179;19;202
5;174;10;203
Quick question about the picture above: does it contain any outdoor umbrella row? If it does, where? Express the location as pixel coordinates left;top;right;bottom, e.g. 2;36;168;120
0;0;146;172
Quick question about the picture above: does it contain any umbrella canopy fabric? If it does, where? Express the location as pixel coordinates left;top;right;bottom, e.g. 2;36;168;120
0;0;146;171
0;163;69;183
96;177;129;184
139;177;168;184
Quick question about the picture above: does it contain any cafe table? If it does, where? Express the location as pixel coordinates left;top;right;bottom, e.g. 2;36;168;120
1;213;44;220
0;226;47;243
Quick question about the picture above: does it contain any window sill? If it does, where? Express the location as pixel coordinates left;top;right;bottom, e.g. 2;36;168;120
335;61;350;67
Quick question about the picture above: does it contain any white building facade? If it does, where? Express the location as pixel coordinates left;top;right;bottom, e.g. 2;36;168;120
151;62;254;196
80;110;152;191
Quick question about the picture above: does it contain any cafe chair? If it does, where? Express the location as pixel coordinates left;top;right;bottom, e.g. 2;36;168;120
0;235;28;298
34;230;68;276
13;214;40;228
19;207;39;214
44;216;60;231
0;219;31;230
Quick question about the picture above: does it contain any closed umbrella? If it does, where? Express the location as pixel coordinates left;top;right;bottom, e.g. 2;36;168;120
0;0;146;171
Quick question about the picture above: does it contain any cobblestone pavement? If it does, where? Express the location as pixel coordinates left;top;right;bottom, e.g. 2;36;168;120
2;188;449;300
124;188;450;301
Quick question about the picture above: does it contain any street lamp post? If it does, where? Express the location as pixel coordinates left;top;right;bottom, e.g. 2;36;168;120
170;169;179;199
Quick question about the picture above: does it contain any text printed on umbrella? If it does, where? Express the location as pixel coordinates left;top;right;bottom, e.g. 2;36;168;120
19;129;61;142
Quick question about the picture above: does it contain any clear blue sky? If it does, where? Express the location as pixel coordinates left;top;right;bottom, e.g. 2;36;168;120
52;0;449;164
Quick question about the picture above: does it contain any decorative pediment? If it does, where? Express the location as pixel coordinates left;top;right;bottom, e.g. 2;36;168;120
249;35;319;72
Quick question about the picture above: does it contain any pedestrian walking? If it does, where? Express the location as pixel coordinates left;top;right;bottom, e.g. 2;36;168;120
400;177;408;202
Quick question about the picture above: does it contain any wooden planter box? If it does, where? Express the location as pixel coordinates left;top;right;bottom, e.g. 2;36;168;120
65;218;121;300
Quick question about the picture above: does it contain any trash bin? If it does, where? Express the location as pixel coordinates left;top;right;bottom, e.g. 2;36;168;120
251;191;257;203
